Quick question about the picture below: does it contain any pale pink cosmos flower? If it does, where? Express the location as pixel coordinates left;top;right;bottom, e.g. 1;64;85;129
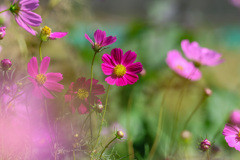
101;48;143;86
222;124;240;151
230;110;240;125
28;56;64;99
166;50;202;81
40;26;68;41
231;0;240;7
181;40;224;66
0;27;6;40
85;29;117;52
10;0;42;35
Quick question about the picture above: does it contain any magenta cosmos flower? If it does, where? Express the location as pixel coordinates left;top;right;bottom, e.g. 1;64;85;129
230;110;240;125
65;77;105;114
101;48;143;86
40;26;68;41
0;27;5;39
28;56;64;99
181;40;224;66
166;50;202;81
85;29;117;52
10;0;42;35
222;124;240;151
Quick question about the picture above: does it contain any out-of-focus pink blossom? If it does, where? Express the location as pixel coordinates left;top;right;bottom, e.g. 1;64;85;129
0;26;6;40
101;48;143;86
230;110;240;125
166;50;202;81
27;56;64;99
10;0;42;35
85;29;117;52
0;5;11;26
181;40;224;66
231;0;240;8
222;124;240;151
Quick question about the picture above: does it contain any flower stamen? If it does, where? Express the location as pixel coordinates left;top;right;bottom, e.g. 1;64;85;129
176;65;184;71
41;26;51;37
113;64;126;77
77;89;89;100
35;74;47;85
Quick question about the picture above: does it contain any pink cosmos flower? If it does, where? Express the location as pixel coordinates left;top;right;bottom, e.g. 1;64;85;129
166;50;202;81
222;124;240;151
101;48;143;86
0;27;6;40
230;110;240;125
181;40;224;66
40;26;68;41
85;29;117;52
65;77;105;114
10;0;42;35
27;56;64;99
231;0;240;7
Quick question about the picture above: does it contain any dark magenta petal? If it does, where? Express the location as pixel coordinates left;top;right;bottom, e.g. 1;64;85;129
105;75;117;85
94;29;106;45
101;63;114;75
122;50;137;66
101;36;117;47
111;48;123;65
102;54;115;67
124;73;139;85
126;62;143;74
115;77;128;86
85;33;94;45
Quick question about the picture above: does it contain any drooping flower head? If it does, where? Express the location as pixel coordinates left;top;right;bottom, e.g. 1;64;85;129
181;40;224;67
40;26;68;41
10;0;42;35
27;57;64;99
230;110;240;125
166;50;202;81
222;124;240;151
101;48;143;86
0;5;11;26
0;27;6;40
65;77;105;114
85;29;117;52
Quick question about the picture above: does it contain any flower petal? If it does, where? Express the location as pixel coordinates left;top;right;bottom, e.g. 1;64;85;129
78;103;89;114
124;73;139;85
115;77;127;86
126;62;143;74
28;57;38;77
85;33;94;45
122;50;137;66
111;48;123;65
94;29;106;45
102;54;115;67
44;81;64;92
46;73;63;82
49;32;68;40
18;10;42;27
105;75;117;85
101;36;117;47
101;63;114;75
40;87;54;99
20;0;39;11
40;56;50;74
15;16;37;35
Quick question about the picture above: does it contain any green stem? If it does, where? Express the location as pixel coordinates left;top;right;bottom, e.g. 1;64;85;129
39;40;43;61
73;150;76;160
127;90;134;160
183;93;207;130
92;85;111;155
207;150;210;160
0;9;9;14
89;51;97;141
148;75;175;160
99;137;117;159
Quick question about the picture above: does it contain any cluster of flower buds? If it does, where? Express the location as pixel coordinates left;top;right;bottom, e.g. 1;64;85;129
200;139;211;152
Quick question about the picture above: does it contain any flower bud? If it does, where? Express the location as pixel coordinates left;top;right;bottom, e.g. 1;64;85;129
0;27;6;40
204;88;212;96
200;139;211;152
116;130;124;139
1;59;12;71
230;110;240;125
140;68;146;76
96;103;103;113
181;130;192;140
40;26;51;41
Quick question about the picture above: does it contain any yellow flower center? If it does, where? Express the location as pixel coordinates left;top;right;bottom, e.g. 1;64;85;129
113;64;126;77
77;89;89;100
41;26;51;37
176;65;184;71
35;74;47;85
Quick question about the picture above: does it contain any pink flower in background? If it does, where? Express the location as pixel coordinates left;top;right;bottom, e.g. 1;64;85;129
40;26;68;41
231;0;240;7
28;57;64;99
230;110;240;125
10;0;42;35
0;6;11;26
166;50;201;81
0;27;6;40
181;40;224;66
85;29;117;52
65;77;105;114
222;124;240;151
101;48;143;86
